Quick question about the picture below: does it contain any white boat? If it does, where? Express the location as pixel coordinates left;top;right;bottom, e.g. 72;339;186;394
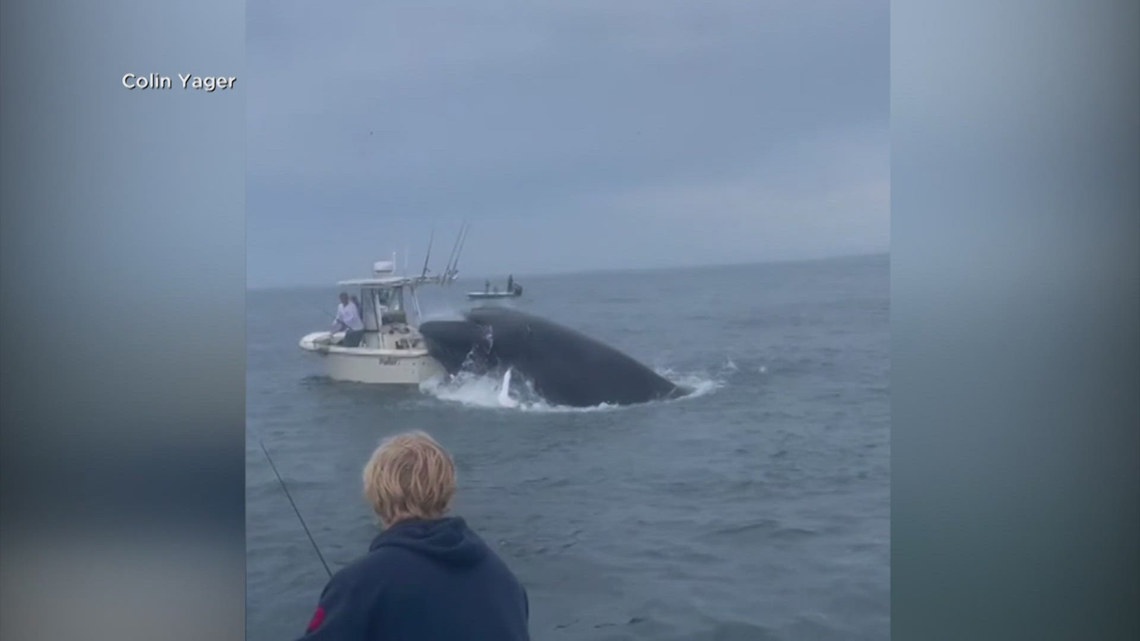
298;261;451;384
468;282;523;300
299;224;469;385
467;290;521;300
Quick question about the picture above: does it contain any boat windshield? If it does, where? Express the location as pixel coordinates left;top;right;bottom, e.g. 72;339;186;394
385;287;405;312
367;286;406;312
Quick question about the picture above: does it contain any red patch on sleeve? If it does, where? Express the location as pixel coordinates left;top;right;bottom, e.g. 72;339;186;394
306;606;326;633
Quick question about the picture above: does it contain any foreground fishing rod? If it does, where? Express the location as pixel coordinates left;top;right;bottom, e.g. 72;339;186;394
257;436;333;579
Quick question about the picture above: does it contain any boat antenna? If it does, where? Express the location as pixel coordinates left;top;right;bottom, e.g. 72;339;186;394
420;227;435;279
256;436;333;579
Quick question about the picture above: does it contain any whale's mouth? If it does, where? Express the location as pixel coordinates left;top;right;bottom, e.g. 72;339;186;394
418;320;491;374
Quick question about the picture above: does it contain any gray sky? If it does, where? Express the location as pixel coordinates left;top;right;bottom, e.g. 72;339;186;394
247;0;888;288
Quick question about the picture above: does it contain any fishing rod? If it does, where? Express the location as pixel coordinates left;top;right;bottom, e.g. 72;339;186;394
451;222;469;278
316;301;361;326
420;227;435;279
443;221;469;281
314;307;346;335
443;225;462;280
257;436;333;579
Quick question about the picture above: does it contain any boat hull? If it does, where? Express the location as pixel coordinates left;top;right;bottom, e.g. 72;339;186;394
299;332;445;385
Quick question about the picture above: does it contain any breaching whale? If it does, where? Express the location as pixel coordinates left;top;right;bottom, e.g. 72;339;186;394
419;306;684;407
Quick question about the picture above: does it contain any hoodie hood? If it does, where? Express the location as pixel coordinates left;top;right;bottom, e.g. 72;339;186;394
369;516;488;568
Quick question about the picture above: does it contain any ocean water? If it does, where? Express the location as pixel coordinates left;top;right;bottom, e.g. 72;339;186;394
246;254;890;641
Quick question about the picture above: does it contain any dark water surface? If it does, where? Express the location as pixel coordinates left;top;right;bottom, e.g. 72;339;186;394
246;254;890;640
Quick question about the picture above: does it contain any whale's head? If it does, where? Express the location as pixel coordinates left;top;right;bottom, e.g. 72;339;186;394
419;307;533;375
418;319;489;374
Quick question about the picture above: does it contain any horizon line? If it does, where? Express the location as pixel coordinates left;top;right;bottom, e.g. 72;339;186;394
246;250;890;292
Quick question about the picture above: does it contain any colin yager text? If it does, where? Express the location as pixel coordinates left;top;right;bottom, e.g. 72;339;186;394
122;73;236;92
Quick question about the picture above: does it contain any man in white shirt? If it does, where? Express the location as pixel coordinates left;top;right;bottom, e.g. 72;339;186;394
334;292;365;347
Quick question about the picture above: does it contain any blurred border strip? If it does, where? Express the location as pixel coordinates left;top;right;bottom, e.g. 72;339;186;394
0;1;246;640
892;1;1139;639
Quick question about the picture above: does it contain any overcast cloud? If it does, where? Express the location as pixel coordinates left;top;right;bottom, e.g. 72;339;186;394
247;0;888;288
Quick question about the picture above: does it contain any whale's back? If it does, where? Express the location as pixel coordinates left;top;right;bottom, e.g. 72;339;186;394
466;307;678;407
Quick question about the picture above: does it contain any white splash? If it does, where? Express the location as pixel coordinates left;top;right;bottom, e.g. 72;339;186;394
496;368;518;408
653;367;724;401
420;364;726;413
419;371;512;409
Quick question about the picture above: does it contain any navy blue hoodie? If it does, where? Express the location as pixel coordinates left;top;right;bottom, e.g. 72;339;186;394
296;516;530;641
